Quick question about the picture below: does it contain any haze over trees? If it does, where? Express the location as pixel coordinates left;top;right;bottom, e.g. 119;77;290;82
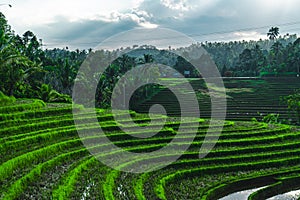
1;11;300;107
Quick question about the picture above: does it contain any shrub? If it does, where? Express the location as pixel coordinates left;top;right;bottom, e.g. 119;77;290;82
72;103;84;111
31;99;46;110
38;84;72;103
262;113;280;124
0;91;16;106
282;90;300;124
251;117;258;122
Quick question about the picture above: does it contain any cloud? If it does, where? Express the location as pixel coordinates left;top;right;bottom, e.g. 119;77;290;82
233;31;266;41
33;12;157;49
97;10;157;28
4;0;300;49
136;0;300;41
137;0;222;20
160;0;193;11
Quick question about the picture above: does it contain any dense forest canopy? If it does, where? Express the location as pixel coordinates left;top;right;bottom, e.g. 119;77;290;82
1;12;300;107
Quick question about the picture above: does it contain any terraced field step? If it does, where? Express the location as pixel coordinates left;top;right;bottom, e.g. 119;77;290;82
134;77;300;122
1;101;300;199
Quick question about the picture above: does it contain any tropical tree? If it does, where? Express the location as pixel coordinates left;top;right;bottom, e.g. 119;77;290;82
138;54;154;64
42;48;86;94
286;38;300;75
0;50;31;96
252;45;267;73
20;31;44;62
38;84;71;103
236;48;253;74
269;41;285;72
120;55;136;72
267;27;280;40
283;90;300;124
0;12;32;96
235;46;267;76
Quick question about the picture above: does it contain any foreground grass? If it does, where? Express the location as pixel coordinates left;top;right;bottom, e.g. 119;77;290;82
0;99;300;199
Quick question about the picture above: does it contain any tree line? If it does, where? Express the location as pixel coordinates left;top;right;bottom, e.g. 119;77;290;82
1;12;300;107
201;27;300;77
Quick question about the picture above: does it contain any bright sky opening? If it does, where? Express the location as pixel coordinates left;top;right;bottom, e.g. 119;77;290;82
1;0;300;49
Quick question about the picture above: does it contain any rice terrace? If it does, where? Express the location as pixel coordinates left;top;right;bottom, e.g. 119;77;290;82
1;76;300;200
1;1;300;200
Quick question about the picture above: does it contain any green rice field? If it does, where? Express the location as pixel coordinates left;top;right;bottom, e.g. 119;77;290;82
1;78;300;200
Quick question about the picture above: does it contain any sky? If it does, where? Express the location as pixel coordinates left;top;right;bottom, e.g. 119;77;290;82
1;0;300;50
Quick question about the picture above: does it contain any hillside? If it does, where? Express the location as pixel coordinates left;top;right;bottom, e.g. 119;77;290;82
135;77;300;123
1;100;300;199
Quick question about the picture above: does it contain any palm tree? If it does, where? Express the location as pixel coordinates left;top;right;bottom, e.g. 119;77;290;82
267;27;280;40
0;46;30;96
0;26;29;95
138;54;154;64
0;13;38;96
115;54;135;74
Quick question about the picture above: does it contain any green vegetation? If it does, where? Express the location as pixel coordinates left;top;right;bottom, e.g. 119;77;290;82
283;89;300;124
1;11;300;107
136;78;300;124
1;8;300;200
0;100;300;199
0;91;15;106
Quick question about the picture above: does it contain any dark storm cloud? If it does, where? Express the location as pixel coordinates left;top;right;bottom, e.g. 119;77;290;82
24;0;300;49
33;17;139;49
